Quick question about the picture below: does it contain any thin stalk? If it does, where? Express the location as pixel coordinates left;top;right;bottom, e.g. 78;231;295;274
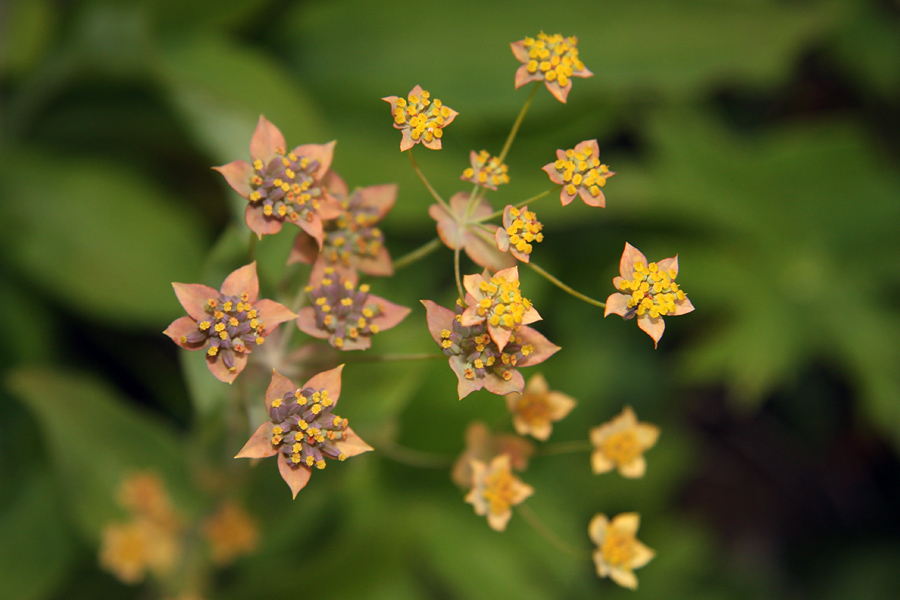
409;149;448;210
498;82;540;164
516;503;585;559
376;439;455;468
476;188;557;223
536;440;593;457
526;261;606;309
393;237;443;270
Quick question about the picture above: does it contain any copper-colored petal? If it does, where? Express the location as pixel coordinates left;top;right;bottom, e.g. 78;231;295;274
559;190;576;206
245;205;283;238
421;300;455;344
510;41;530;63
619;243;647;279
336;336;372;351
357;183;397;219
459;306;484;327
488;324;512;352
578;186;606;208
369;294;411;332
235;422;277;458
673;295;695;316
220;262;259;301
295;214;325;250
547;80;572;103
356;245;394;277
656;255;678;277
172;282;219;321
515;326;561;366
483;369;524;396
514;64;542;90
323;170;349;200
207;352;246;384
335;426;373;457
464;225;517;271
295;308;331;340
265;369;297;409
277;454;311;499
637;314;665;348
212;160;253;197
604;293;632;318
287;231;318;266
249;115;285;164
422;137;443;151
254;299;298;334
399;129;415;152
292;140;336;180
163;316;203;349
316;195;344;221
449;356;484;400
302;364;343;404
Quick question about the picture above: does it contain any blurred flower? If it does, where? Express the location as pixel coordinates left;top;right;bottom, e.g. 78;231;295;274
296;269;410;350
465;454;534;531
430;192;516;272
588;512;655;589
461;150;509;190
383;85;458;151
604;242;694;348
213;115;342;244
235;367;372;498
542;139;614;207
117;471;178;527
511;32;592;103
202;501;259;565
505;373;576;441
164;263;297;383
590;406;659;478
460;266;540;352
422;299;559;399
451;421;534;488
495;205;543;263
289;177;396;283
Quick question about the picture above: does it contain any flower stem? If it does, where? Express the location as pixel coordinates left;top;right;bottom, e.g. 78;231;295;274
516;503;585;559
409;149;448;211
393;237;443;271
247;231;258;261
454;241;464;300
526;261;606;309
536;440;592;456
375;438;455;468
476;188;557;223
498;82;540;164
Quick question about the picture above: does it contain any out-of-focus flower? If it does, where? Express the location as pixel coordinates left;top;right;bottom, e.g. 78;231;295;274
604;242;694;348
383;85;457;151
460;266;540;352
590;406;659;478
451;421;535;488
422;299;559;400
505;373;576;441
542;139;614;207
589;512;655;589
117;472;178;527
511;32;592;103
461;150;509;190
235;367;372;498
289;177;396;283
164;263;297;383
495;205;543;263
213;116;342;244
430;192;516;272
465;454;534;531
202;501;259;565
296;269;410;350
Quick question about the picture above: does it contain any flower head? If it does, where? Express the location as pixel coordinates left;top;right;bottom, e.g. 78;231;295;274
202;501;259;566
505;374;576;441
495;205;543;263
460;266;540;352
164;263;297;383
430;192;516;272
461;150;509;190
213;116;342;244
296;269;410;351
604;243;694;348
383;85;457;151
589;512;655;589
289;177;396;283
451;421;534;488
235;366;372;498
422;298;559;400
511;32;592;103
590;406;659;478
465;454;533;531
542;139;614;207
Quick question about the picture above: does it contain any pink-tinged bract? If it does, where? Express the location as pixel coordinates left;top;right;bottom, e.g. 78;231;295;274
422;299;559;400
235;366;372;498
163;262;297;383
511;32;593;103
542;139;614;207
460;266;540;352
430;192;516;272
604;242;695;348
383;85;458;151
212;115;342;244
495;205;544;263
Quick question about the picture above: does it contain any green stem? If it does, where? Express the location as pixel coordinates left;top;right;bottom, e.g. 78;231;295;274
393;237;443;271
409;149;448;210
375;439;455;468
498;82;540;164
454;241;464;300
476;188;557;223
247;231;258;261
516;503;585;559
526;262;606;309
536;440;592;456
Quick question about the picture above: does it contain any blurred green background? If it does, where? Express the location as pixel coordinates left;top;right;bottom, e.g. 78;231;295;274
2;0;900;598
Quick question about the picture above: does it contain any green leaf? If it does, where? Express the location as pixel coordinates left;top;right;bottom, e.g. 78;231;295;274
0;0;57;77
0;471;75;600
6;367;192;541
0;150;208;329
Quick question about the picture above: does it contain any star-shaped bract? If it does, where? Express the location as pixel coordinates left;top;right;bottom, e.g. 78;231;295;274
430;192;516;272
511;33;592;103
460;266;540;352
542;139;614;207
383;85;457;151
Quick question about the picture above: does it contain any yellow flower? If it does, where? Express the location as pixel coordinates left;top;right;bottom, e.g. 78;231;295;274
382;85;458;151
511;32;593;103
589;512;655;589
99;519;179;584
465;454;533;531
202;501;259;565
590;406;659;478
505;373;576;441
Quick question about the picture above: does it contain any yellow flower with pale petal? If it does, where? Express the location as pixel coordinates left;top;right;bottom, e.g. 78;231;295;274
505;373;576;441
465;454;533;531
589;512;655;589
590;406;659;478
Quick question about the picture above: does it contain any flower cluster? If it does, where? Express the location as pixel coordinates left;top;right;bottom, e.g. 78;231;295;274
495;205;543;262
511;32;593;103
591;406;660;478
589;513;655;589
236;367;372;498
461;150;510;190
543;139;614;207
465;454;534;531
383;85;458;151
